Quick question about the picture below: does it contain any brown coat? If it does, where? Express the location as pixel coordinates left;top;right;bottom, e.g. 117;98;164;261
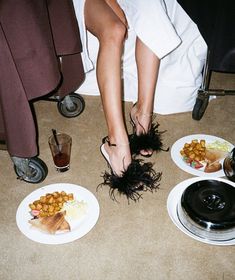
0;0;84;157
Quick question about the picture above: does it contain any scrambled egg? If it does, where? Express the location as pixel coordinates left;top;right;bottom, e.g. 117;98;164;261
61;200;88;220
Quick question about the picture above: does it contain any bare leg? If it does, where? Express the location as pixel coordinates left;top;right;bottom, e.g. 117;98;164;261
137;38;159;115
131;37;160;156
84;0;130;175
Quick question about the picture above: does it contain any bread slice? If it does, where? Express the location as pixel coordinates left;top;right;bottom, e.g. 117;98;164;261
58;219;71;232
204;161;222;173
29;211;70;234
205;149;227;163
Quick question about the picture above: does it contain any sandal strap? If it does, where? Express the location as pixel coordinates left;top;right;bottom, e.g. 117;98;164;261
139;112;153;117
102;136;129;147
131;102;153;118
130;105;154;135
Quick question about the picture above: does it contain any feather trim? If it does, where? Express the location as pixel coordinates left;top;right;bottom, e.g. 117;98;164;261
129;122;168;156
98;159;162;202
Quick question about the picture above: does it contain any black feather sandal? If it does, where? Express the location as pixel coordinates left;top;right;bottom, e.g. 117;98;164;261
129;104;168;157
99;136;162;202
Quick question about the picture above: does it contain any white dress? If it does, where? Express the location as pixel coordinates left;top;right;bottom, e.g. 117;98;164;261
72;0;207;114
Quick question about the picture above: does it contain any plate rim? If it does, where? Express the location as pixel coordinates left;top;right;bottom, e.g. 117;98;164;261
16;183;100;244
167;177;235;246
170;134;234;177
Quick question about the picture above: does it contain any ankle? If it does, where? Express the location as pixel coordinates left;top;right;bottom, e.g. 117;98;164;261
131;103;153;120
138;111;153;118
102;136;131;176
130;104;153;134
103;136;129;147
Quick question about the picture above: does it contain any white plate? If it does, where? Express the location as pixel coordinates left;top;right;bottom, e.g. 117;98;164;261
16;183;100;244
171;134;233;177
167;177;235;246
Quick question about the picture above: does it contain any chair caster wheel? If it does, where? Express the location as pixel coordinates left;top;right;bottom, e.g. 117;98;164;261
13;157;48;184
57;93;85;118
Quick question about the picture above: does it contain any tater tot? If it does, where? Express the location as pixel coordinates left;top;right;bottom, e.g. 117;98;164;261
63;196;69;202
48;197;54;204
180;139;206;162
42;204;48;211
29;203;36;210
29;191;75;217
68;193;74;200
36;203;42;210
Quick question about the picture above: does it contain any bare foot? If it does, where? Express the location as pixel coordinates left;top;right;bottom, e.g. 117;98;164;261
130;105;153;156
102;138;131;176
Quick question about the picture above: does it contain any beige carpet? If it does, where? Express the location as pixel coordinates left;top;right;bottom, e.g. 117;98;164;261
0;72;235;280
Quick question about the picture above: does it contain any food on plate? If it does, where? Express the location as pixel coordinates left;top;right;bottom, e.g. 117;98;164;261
206;140;231;152
204;161;222;173
61;200;88;221
180;139;206;169
180;138;232;172
203;148;227;173
182;157;204;169
205;148;227;163
28;190;88;234
180;139;206;162
29;191;74;218
29;211;70;234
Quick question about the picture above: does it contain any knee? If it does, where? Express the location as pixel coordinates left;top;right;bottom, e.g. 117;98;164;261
99;20;126;46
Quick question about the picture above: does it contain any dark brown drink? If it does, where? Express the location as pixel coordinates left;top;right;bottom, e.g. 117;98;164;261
54;153;70;169
48;133;72;172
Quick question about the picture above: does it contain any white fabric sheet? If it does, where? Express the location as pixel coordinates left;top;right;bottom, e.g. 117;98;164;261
73;0;207;115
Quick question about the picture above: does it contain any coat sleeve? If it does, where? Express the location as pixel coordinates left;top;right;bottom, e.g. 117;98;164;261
0;0;84;157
